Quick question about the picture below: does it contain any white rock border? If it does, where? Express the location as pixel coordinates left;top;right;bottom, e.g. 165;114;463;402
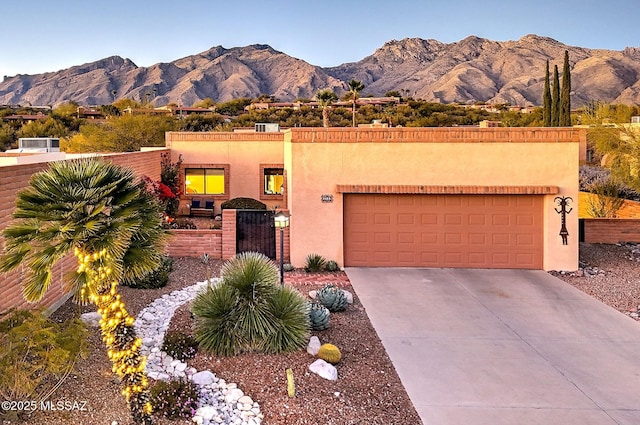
134;279;262;425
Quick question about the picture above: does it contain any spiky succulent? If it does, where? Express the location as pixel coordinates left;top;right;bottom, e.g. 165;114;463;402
316;284;348;312
309;301;330;331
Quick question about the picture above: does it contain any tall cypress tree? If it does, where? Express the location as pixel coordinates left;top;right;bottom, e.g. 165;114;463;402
551;64;560;127
543;60;552;127
560;50;572;126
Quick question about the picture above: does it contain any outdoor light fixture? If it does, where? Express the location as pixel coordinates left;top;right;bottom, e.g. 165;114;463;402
274;211;290;286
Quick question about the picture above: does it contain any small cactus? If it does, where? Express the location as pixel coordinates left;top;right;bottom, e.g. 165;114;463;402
309;301;330;330
317;343;342;364
286;368;295;397
316;284;347;312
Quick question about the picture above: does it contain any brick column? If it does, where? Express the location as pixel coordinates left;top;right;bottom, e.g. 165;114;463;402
221;209;237;260
275;226;290;263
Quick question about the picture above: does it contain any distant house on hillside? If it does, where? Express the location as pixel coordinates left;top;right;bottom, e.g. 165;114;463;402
2;112;47;122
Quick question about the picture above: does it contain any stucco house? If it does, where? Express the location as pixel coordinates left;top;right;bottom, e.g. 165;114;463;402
0;126;582;313
167;127;583;272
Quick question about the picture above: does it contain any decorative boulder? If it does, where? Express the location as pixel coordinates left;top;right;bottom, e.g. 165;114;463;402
80;312;101;327
307;336;321;356
309;359;338;381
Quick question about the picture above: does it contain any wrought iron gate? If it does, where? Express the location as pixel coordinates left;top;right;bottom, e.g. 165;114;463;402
236;210;276;259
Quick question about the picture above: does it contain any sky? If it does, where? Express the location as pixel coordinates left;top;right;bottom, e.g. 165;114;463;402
2;0;639;79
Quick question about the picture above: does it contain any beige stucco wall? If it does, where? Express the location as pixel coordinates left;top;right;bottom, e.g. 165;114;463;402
284;128;582;271
166;132;285;211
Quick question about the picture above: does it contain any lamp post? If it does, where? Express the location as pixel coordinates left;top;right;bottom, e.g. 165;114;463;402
274;211;290;286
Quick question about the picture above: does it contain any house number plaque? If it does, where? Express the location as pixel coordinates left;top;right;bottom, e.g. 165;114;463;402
321;194;334;203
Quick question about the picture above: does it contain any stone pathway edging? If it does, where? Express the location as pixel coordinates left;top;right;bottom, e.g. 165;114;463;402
134;279;263;425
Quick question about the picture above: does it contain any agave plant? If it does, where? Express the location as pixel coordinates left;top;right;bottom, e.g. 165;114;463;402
316;284;348;312
308;301;330;331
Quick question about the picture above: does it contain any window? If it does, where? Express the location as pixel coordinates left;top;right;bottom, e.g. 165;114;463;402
263;168;284;195
185;168;225;195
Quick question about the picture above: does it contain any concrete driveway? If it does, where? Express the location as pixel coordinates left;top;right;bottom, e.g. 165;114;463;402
346;268;640;425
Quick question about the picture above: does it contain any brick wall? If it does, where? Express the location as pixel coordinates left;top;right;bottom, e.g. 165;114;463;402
582;219;640;243
165;230;222;258
102;149;166;181
0;149;167;314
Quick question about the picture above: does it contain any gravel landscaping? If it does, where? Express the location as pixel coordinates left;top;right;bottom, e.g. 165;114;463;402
4;242;639;425
8;258;420;425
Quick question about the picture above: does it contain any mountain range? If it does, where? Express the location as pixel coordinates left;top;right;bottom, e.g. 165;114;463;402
2;34;640;108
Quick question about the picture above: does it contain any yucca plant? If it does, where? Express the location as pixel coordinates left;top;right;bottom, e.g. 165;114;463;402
266;286;310;353
304;253;327;272
192;252;309;356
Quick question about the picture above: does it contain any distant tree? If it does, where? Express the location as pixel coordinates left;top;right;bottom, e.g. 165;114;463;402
0;123;16;151
178;114;225;132
100;104;121;117
560;50;572;126
385;90;401;98
193;98;217;109
113;98;142;112
551;65;560;126
542;60;552;127
53;102;79;117
216;98;252;115
316;89;338;128
18;117;70;139
64;114;176;152
347;79;365;127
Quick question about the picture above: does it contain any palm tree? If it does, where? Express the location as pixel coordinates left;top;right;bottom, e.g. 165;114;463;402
315;89;337;128
0;157;169;425
347;79;365;127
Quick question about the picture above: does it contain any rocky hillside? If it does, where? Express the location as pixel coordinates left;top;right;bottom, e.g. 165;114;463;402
2;34;639;107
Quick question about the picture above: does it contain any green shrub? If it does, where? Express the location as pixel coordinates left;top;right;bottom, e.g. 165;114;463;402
123;256;173;289
191;252;309;356
0;309;87;419
283;263;295;272
220;197;267;210
304;253;326;272
325;260;340;272
161;331;199;361
170;218;197;229
150;379;199;420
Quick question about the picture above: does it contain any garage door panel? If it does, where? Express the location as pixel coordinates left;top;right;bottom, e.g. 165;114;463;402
468;233;486;245
344;194;543;269
421;213;438;224
397;213;415;225
492;215;511;226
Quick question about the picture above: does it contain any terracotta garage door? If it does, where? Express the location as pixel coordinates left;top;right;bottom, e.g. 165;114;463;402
343;194;543;269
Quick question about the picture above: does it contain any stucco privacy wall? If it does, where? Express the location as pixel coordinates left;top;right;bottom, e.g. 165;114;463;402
0;149;167;314
165;132;286;212
284;128;583;271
